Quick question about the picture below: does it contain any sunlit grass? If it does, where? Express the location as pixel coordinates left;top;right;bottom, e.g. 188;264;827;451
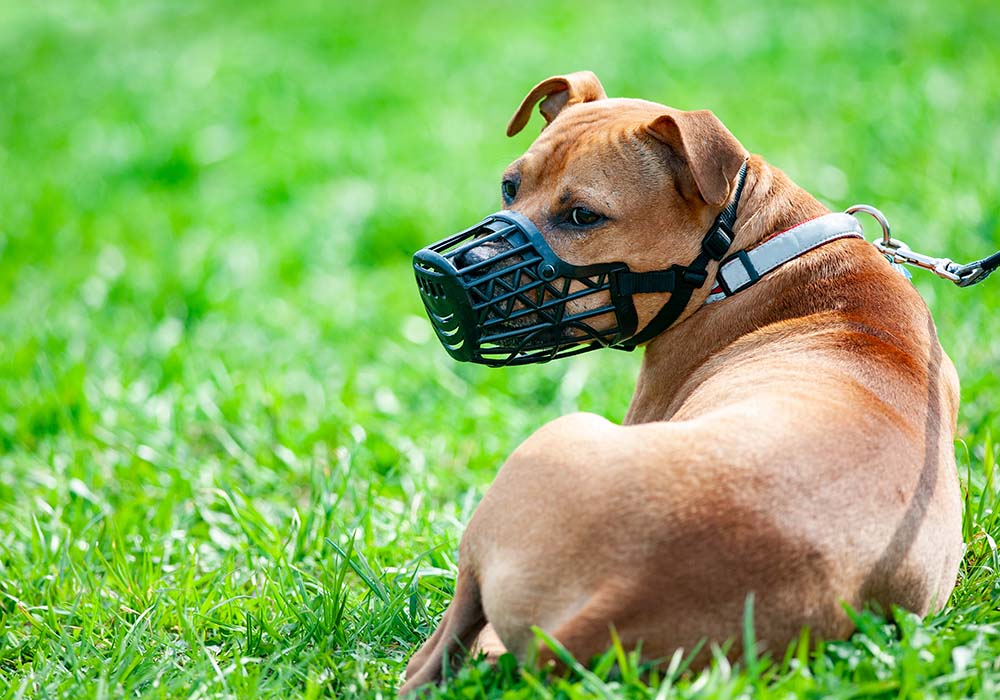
0;0;998;697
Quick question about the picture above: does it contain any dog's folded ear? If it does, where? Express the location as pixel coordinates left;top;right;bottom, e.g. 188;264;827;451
506;72;607;137
647;111;748;208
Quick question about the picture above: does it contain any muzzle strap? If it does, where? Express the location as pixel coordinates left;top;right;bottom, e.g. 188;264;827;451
619;160;748;348
614;268;681;295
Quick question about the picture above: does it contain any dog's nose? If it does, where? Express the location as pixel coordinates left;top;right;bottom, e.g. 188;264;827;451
456;240;512;270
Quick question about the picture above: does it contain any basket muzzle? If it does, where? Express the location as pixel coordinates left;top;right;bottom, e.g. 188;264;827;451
413;210;639;366
413;162;747;368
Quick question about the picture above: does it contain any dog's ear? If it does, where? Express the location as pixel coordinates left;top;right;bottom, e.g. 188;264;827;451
506;72;607;137
647;111;747;208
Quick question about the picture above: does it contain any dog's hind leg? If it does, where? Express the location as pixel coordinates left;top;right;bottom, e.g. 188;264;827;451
400;572;486;696
525;583;635;672
470;622;507;661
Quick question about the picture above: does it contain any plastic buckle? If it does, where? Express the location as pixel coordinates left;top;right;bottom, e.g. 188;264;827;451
702;222;734;260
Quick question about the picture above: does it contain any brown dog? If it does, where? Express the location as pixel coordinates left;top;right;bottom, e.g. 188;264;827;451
401;71;963;694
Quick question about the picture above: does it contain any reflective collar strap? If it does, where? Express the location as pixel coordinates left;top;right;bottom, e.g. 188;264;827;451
617;160;749;348
704;212;865;304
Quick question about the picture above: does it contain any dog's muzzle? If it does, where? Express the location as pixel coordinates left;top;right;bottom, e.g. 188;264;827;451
412;210;639;367
414;163;747;367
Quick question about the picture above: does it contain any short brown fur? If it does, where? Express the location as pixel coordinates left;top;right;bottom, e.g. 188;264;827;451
400;74;962;695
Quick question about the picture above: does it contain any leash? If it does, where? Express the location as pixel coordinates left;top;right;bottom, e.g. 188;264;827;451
847;205;1000;288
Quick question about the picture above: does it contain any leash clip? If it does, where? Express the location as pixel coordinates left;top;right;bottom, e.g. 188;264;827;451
877;239;962;283
847;204;963;284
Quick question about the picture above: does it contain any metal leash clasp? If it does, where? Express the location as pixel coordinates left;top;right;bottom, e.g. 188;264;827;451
846;204;962;283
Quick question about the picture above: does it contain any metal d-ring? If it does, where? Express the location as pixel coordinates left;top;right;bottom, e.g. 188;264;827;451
846;204;892;247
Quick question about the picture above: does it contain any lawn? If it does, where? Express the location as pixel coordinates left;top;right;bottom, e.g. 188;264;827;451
1;0;999;697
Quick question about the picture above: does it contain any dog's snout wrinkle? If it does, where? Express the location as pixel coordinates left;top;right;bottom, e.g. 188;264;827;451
456;239;514;270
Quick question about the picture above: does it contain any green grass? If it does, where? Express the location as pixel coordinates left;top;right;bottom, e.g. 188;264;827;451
1;0;999;697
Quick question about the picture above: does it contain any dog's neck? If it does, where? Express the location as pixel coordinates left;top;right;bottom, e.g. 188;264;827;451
726;155;831;251
625;156;834;424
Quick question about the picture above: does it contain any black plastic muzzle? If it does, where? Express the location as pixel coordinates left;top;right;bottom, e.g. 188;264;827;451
413;162;747;367
413;210;638;366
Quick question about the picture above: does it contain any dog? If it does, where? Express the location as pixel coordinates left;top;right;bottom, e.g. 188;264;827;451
401;71;963;694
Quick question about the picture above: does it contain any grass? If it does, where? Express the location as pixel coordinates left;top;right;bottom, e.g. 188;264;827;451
0;0;999;697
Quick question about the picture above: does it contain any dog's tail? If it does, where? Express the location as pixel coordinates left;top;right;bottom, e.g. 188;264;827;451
400;571;487;696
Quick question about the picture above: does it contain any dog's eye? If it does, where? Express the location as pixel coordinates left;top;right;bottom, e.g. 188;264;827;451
569;207;602;227
501;180;518;202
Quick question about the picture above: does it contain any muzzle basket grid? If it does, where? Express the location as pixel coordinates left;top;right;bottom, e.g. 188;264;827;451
413;211;636;367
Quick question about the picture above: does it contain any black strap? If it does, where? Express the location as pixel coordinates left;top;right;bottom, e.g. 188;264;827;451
618;160;748;348
614;269;677;295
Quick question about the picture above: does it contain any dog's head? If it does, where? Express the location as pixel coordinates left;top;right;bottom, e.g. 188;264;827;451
498;71;748;337
413;72;749;365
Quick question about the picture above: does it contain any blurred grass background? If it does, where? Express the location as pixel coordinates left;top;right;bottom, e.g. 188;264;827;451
0;0;998;697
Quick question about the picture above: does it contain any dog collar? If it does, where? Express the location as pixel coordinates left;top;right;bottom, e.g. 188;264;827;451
704;213;866;304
